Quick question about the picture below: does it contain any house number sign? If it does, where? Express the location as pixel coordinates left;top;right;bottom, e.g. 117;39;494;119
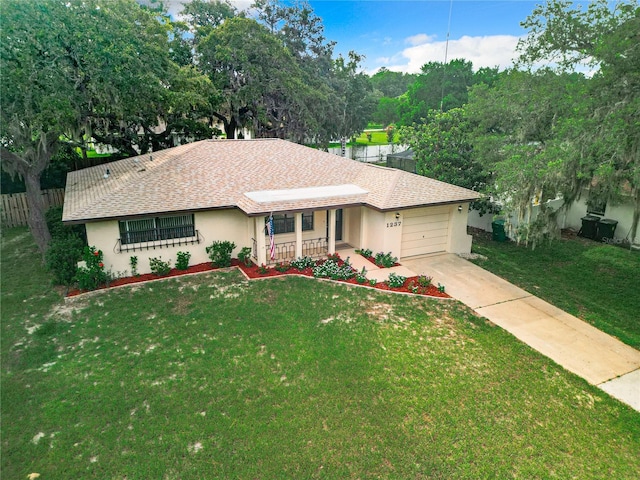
386;221;401;228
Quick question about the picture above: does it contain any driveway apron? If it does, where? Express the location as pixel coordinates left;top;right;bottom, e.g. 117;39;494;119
402;253;640;411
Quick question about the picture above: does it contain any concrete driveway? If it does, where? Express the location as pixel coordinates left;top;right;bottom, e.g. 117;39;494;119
402;253;640;411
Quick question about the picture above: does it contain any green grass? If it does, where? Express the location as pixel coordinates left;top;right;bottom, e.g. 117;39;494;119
2;227;639;478
470;232;640;349
324;130;400;148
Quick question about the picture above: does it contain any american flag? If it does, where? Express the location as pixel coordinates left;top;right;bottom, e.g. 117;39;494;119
267;215;275;260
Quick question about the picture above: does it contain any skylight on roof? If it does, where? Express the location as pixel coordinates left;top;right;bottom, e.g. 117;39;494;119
244;184;368;203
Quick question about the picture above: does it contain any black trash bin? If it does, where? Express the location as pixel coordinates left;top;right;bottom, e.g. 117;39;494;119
596;218;618;242
492;219;506;242
578;215;599;239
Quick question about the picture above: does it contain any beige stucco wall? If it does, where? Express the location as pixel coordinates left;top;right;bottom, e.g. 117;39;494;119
86;209;250;276
343;206;362;248
359;208;404;256
446;203;473;254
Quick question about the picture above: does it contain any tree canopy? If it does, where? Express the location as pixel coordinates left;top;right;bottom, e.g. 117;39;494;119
0;0;187;253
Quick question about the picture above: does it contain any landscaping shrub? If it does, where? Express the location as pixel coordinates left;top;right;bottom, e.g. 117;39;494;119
275;262;290;272
130;256;139;276
238;246;252;266
206;240;236;268
355;247;373;258
45;205;86;242
176;251;191;270
312;258;356;280
386;272;406;288
75;246;110;290
356;267;368;284
417;275;432;287
45;234;84;286
149;257;171;276
374;251;398;268
290;256;315;270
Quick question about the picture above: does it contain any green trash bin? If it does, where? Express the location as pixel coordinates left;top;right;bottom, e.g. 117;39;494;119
596;218;618;242
492;219;506;242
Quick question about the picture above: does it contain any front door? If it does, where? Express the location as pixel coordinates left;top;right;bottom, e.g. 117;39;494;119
326;209;343;242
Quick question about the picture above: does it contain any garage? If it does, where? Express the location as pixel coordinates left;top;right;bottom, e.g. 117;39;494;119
401;206;450;257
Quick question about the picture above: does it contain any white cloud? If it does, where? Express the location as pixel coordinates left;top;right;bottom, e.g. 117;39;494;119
405;33;437;46
383;34;522;73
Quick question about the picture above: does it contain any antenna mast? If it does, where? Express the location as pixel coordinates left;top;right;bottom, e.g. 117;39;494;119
440;0;454;112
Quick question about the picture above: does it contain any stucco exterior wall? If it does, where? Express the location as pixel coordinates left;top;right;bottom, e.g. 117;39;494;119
343;206;362;248
86;209;249;276
447;203;473;254
561;195;635;242
469;194;635;243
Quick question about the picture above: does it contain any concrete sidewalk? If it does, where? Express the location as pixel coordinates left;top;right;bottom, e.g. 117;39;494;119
402;253;640;411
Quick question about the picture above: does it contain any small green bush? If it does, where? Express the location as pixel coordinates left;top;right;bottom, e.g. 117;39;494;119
417;275;432;287
206;240;236;268
356;267;368;284
290;256;316;270
238;246;252;266
75;246;110;291
176;251;191;270
312;258;355;280
149;256;171;276
374;251;398;268
45;235;84;286
386;272;406;288
130;256;139;276
356;248;373;258
275;262;290;272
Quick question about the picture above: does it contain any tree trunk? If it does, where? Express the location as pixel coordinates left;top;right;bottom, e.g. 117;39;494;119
224;117;237;139
631;189;640;244
24;170;52;255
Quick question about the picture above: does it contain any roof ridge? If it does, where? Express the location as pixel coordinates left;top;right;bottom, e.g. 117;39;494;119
380;168;403;207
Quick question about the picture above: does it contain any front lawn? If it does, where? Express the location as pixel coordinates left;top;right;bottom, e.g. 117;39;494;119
2;228;639;478
470;231;640;349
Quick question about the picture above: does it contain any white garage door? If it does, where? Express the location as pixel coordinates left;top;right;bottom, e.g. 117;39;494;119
401;206;450;257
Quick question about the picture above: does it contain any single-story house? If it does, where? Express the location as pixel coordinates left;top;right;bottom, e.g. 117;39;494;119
62;139;480;275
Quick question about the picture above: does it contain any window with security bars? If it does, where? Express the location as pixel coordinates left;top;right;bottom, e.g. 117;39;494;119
119;214;195;245
269;212;314;234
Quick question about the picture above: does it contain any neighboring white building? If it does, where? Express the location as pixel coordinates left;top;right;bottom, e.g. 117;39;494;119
468;191;637;245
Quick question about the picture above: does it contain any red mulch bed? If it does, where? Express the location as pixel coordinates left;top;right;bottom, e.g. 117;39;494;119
358;254;400;268
237;262;449;298
67;258;450;299
66;260;240;297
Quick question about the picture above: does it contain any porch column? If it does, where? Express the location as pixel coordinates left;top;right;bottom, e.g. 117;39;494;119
295;212;303;258
255;216;267;266
328;208;336;254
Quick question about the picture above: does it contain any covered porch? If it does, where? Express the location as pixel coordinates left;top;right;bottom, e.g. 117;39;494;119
251;208;354;265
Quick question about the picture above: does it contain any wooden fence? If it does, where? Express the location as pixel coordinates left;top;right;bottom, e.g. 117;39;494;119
1;189;65;228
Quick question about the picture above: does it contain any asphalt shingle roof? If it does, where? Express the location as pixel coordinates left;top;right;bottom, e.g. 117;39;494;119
62;138;480;223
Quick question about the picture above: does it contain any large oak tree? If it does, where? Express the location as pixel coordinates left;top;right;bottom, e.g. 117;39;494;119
0;0;190;254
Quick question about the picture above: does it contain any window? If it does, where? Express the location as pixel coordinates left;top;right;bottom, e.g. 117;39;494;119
119;214;195;245
586;195;606;216
269;212;314;234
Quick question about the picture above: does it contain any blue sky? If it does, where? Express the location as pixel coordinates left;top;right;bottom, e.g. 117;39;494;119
165;0;541;73
307;1;539;72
